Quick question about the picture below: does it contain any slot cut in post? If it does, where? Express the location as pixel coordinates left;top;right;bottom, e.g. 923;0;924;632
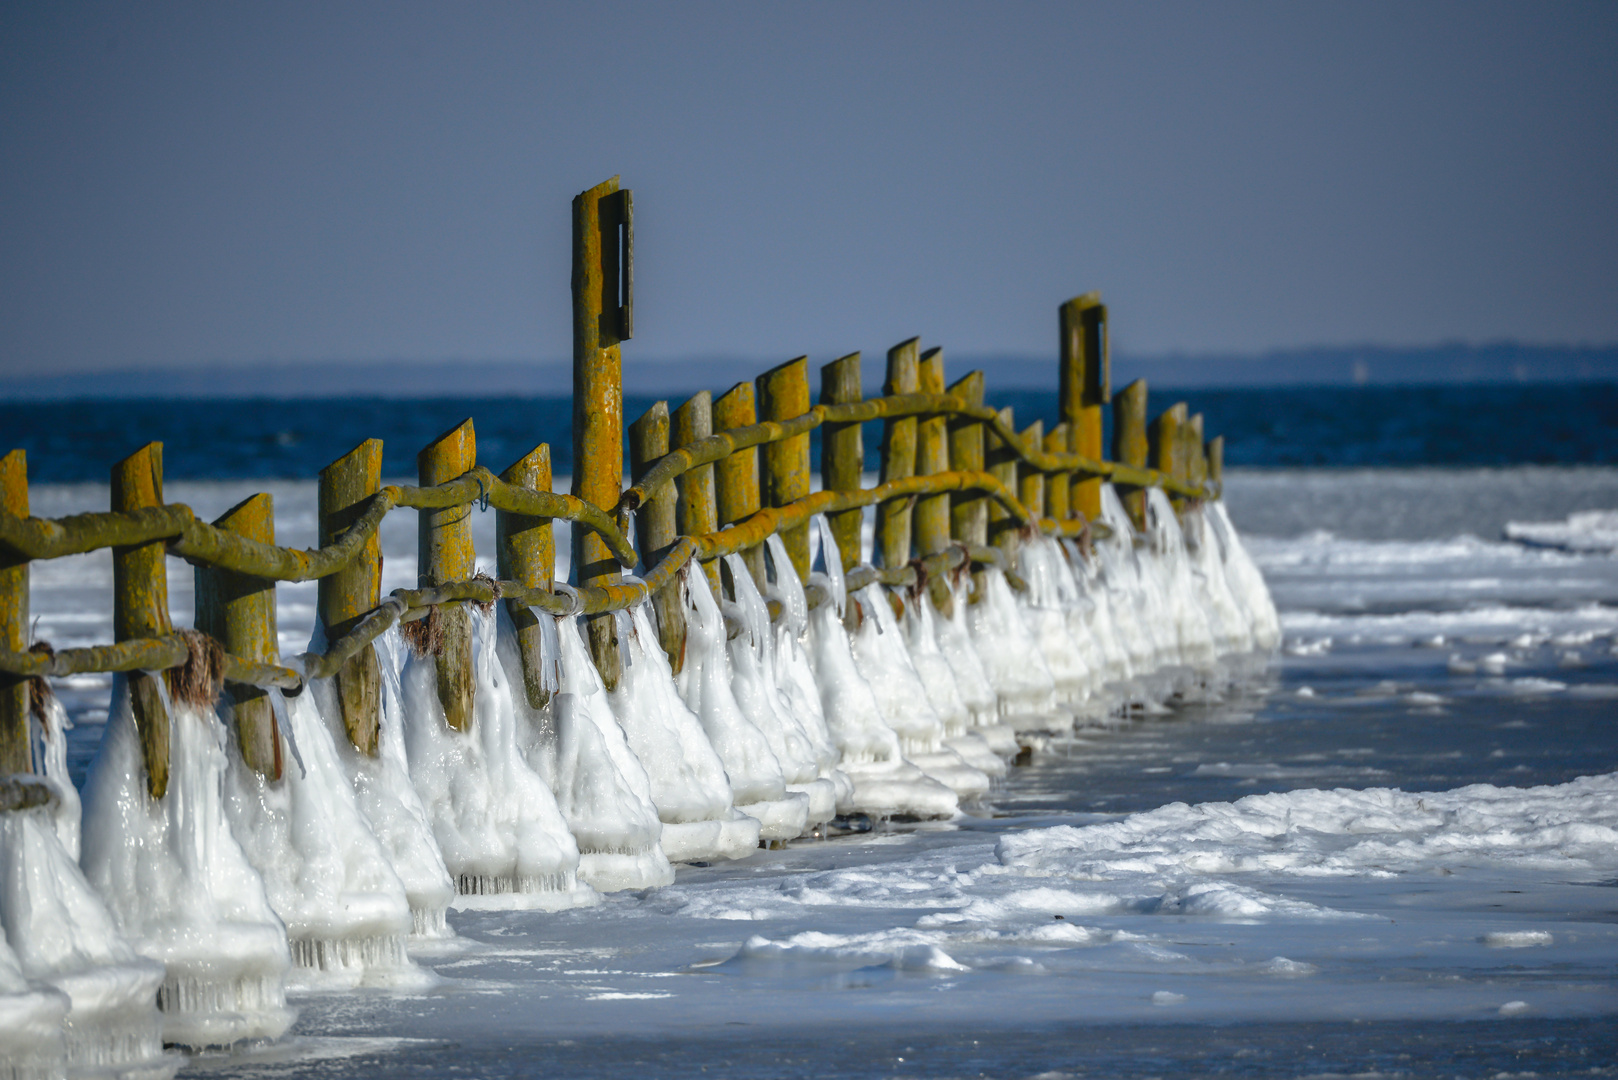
319;439;383;755
1060;293;1109;521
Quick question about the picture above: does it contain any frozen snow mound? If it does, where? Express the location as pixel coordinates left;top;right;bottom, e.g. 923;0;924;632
0;793;169;1076
1506;509;1618;553
79;679;294;1049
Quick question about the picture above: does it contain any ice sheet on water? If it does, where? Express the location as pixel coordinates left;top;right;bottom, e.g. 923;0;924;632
1505;509;1618;553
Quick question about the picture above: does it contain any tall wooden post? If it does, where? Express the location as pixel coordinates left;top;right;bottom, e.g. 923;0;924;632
1150;402;1188;510
0;451;30;774
1043;424;1072;524
756;356;812;583
713;382;767;590
913;347;952;557
1018;422;1045;529
498;444;555;708
672;391;721;591
319;439;383;755
196;494;281;779
819;353;864;573
629;404;687;672
1060;294;1109;521
112;443;172;799
987;406;1020;556
418;420;476;731
876;338;920;569
1113;379;1149;531
572;176;631;690
948;372;988;545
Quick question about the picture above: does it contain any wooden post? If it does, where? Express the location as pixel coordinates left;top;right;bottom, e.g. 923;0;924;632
913;347;951;557
0;451;30;774
713;382;767;589
196;494;281;780
112;443;172;800
876;338;920;569
947;371;988;545
628;405;687;673
756;356;812;583
418;419;477;732
1150;402;1189;504
1207;435;1224;489
1043;423;1072;523
1113;379;1149;531
818;353;864;573
319;439;383;755
1187;413;1208;493
987;405;1020;556
498;444;555;709
573;176;631;691
672;391;721;591
1018;422;1045;529
1060;294;1109;522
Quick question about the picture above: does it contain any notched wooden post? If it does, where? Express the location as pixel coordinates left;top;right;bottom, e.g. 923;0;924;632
877;338;920;569
1043;423;1072;524
913;348;951;557
713;381;767;590
573;175;629;690
1113;379;1149;532
319;438;383;755
498;444;555;709
672;391;721;591
112;443;172;799
1060;293;1109;521
418;419;476;732
948;371;988;545
196;493;281;779
0;450;31;774
987;405;1020;558
629;405;687;673
756;356;812;583
819;353;864;574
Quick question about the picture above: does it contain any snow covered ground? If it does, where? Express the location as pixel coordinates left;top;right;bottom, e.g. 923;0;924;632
9;467;1618;1077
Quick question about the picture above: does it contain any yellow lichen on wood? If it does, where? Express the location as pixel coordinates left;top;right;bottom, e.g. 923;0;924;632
1060;293;1109;522
418;419;477;732
1112;379;1150;531
947;371;988;545
498;443;555;709
987;406;1020;557
630;404;688;674
713;381;767;590
1018;422;1045;533
319;439;383;755
0;450;29;774
756;356;813;583
673;391;722;592
877;338;920;569
111;443;172;800
818;353;864;574
914;348;952;557
1043;423;1072;524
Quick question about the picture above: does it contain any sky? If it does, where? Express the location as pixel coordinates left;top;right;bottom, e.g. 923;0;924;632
1;1;1615;378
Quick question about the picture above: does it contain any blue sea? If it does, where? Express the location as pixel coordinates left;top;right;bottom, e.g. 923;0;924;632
7;383;1617;482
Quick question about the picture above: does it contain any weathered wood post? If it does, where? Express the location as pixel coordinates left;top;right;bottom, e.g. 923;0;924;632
757;356;813;582
713;382;767;589
418;420;476;731
672;391;721;590
0;451;30;774
1043;423;1072;523
629;405;687;672
112;443;172;799
196;494;281;779
877;338;920;569
1113;379;1149;531
572;176;632;690
1187;413;1208;494
1060;293;1109;522
987;405;1020;557
913;348;952;557
947;371;988;545
1018;421;1046;529
319;439;383;755
1207;435;1225;490
498;444;555;708
819;353;864;573
1150;402;1189;511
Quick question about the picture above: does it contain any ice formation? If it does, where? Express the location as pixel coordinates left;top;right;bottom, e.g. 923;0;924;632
79;678;294;1048
969;566;1062;731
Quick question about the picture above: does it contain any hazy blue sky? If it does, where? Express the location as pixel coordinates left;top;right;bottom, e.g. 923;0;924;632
2;2;1614;377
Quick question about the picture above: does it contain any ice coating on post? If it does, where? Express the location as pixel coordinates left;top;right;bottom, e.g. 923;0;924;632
79;682;293;1048
0;799;167;1074
849;581;991;802
928;571;1020;758
1206;501;1282;650
0;930;68;1077
31;695;80;859
1015;535;1099;718
969;566;1062;734
606;603;761;863
221;682;420;988
803;520;958;820
400;609;593;910
672;565;799;835
899;582;1007;779
317;625;456;937
1144;488;1219;674
547;616;674;891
